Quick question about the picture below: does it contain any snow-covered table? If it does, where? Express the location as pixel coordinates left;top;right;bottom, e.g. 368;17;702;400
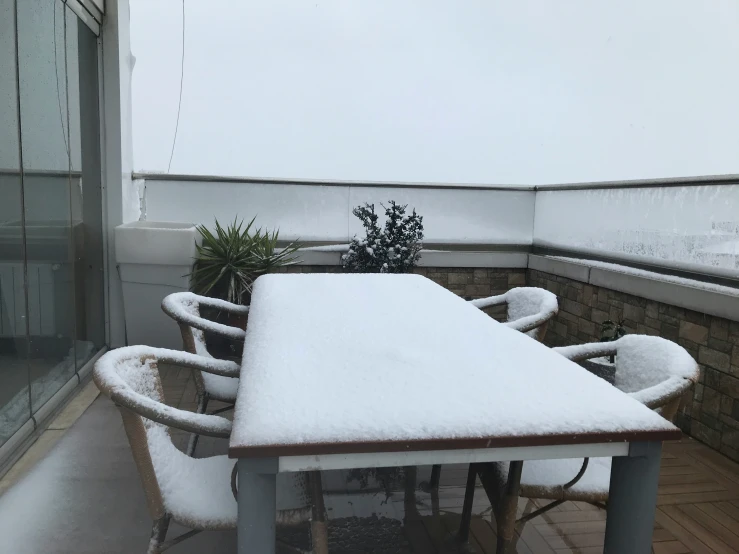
229;274;681;554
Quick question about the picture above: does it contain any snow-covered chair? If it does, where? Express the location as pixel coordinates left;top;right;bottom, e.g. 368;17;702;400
161;292;248;455
459;335;698;550
469;287;559;342
93;346;319;554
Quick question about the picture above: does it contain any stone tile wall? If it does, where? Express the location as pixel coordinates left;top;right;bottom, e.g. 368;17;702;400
528;268;739;462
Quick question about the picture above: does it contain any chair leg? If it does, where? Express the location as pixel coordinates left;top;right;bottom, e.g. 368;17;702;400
308;471;329;554
146;517;170;554
186;394;209;457
457;463;478;542
496;461;523;554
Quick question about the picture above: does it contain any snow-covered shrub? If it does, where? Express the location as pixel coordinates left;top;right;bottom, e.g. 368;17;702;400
342;201;424;273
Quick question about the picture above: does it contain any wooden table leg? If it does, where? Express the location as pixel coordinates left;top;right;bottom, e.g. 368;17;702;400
308;470;329;554
496;460;523;554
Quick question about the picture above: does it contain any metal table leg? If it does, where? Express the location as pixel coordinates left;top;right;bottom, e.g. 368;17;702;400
237;457;278;554
604;441;662;554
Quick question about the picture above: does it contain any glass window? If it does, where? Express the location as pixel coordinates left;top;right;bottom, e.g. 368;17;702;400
0;0;31;446
17;0;78;414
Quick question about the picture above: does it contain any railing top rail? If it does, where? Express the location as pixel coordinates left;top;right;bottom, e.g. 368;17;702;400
535;173;739;191
131;172;536;192
133;171;739;191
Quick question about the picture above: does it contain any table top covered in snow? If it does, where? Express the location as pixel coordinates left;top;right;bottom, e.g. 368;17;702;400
229;274;680;458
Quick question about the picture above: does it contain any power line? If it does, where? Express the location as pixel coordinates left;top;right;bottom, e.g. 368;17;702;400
168;0;186;173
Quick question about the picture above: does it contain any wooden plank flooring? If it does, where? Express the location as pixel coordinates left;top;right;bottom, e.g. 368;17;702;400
159;365;739;553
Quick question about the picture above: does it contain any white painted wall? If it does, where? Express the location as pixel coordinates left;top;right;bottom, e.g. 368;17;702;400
142;178;536;245
130;0;739;184
103;0;139;347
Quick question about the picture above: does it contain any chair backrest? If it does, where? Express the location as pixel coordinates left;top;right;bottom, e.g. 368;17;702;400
162;292;248;355
503;287;559;339
468;287;558;341
93;346;234;520
555;335;699;421
162;292;248;394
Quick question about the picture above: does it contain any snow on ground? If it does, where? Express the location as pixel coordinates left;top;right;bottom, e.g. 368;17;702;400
231;274;674;450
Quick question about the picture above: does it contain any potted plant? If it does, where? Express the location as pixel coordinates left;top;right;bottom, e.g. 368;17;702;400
580;319;625;384
342;201;424;273
189;218;301;354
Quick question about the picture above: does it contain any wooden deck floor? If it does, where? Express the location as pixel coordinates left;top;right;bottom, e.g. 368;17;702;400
160;364;739;554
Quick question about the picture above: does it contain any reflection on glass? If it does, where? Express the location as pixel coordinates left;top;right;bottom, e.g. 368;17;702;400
17;0;78;414
0;0;31;446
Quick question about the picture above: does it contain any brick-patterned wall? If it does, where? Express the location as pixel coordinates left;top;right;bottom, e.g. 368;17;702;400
528;268;739;462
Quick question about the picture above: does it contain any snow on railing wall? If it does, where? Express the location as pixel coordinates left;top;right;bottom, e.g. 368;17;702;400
141;177;536;246
533;184;739;276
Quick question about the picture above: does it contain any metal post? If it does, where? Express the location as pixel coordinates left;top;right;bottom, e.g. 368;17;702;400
237;457;278;554
604;441;662;554
497;460;523;554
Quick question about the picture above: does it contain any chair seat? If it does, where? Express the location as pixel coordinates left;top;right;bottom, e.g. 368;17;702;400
493;457;612;502
148;427;311;530
202;372;239;402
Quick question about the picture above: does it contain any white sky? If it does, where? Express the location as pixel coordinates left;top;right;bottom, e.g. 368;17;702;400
130;0;739;185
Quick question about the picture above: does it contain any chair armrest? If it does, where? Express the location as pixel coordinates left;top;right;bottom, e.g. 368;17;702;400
628;376;693;411
162;292;247;341
504;314;551;334
554;342;617;363
469;293;506;310
111;387;232;438
196;294;250;316
154;348;241;378
93;346;234;437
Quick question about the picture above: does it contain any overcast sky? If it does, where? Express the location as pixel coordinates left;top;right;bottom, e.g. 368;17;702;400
130;0;739;185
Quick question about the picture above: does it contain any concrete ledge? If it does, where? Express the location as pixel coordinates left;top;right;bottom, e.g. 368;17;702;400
531;254;739;322
528;255;591;283
590;268;739;322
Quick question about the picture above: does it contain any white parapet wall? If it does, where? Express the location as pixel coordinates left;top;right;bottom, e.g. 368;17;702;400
140;175;537;246
534;180;739;279
117;174;739;347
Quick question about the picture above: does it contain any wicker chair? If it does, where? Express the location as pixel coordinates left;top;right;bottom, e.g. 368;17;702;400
458;335;698;553
425;287;560;491
161;292;248;455
469;287;559;342
93;346;321;554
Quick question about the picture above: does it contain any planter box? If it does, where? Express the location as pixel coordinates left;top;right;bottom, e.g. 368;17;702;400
115;222;198;348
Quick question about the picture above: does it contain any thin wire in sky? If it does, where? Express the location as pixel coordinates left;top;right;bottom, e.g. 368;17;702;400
168;0;186;173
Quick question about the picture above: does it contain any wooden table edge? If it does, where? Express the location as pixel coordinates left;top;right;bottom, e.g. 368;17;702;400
228;428;682;459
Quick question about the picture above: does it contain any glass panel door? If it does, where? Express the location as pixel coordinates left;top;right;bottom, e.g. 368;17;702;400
17;0;78;414
0;0;31;446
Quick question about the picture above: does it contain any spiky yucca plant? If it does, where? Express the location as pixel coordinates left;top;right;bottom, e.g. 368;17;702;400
190;218;301;305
